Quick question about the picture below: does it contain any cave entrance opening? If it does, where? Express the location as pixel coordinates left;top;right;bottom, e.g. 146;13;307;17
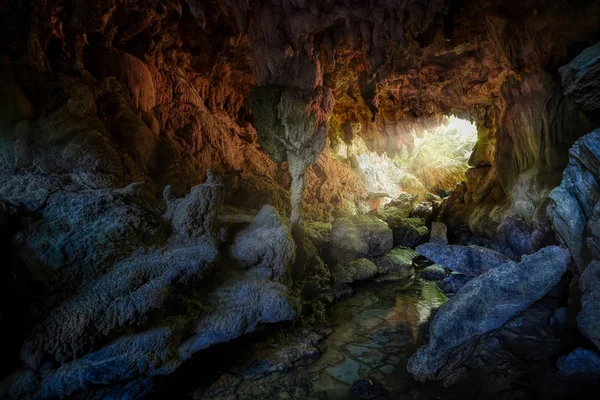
354;116;477;204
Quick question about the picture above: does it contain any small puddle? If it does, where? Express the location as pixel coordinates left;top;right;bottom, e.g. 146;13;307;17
152;277;448;399
308;278;447;398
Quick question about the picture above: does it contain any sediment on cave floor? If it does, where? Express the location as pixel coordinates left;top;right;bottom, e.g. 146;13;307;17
1;1;600;399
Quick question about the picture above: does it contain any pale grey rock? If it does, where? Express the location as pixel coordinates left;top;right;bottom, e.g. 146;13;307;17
408;246;570;383
164;170;223;241
18;187;165;291
429;222;448;245
548;128;600;272
20;241;218;368
559;41;600;111
415;242;511;276
231;204;295;281
330;215;393;260
578;260;600;351
179;276;295;357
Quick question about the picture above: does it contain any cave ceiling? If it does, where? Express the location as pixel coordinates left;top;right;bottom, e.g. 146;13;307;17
3;0;599;152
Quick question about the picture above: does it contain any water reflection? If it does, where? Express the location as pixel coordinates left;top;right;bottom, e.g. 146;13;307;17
309;278;447;399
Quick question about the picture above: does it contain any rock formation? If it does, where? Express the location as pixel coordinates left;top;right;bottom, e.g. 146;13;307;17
549;128;600;272
416;242;512;276
549;42;600;355
408;246;571;383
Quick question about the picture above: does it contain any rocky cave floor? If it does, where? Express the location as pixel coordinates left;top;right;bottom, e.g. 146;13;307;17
153;277;446;400
147;251;599;400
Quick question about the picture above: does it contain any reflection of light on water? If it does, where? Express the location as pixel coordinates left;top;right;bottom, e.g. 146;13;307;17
392;280;448;342
414;281;448;325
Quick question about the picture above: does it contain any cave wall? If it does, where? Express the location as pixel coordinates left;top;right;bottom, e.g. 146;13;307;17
3;0;600;231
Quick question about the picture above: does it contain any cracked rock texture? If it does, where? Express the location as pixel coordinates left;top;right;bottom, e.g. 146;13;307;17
416;242;512;276
408;246;570;383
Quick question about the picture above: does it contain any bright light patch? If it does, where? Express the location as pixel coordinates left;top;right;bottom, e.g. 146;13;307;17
405;116;478;196
350;116;478;202
442;116;478;159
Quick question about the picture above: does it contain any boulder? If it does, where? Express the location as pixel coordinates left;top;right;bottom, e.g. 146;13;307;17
164;170;223;241
548;128;600;272
578;260;600;351
329;215;393;264
556;348;600;375
415;243;511;276
429;221;448;245
410;202;436;225
231;205;295;281
332;258;379;284
408;246;570;383
17;185;166;294
305;221;332;249
420;264;448;281
2;173;297;400
436;273;472;294
559;41;600;111
180;276;295;357
375;247;418;279
385;216;428;248
386;193;418;215
587;201;600;260
20;241;218;369
241;329;321;380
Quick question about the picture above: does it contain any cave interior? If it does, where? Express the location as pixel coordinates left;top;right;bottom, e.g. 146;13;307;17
1;0;600;399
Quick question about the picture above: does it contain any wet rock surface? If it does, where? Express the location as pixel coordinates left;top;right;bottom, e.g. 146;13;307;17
374;247;419;279
385;217;428;248
332;258;379;285
182;279;448;400
329;215;393;264
152;271;598;400
436;273;473;295
419;265;449;281
408;246;571;383
415;243;512;276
